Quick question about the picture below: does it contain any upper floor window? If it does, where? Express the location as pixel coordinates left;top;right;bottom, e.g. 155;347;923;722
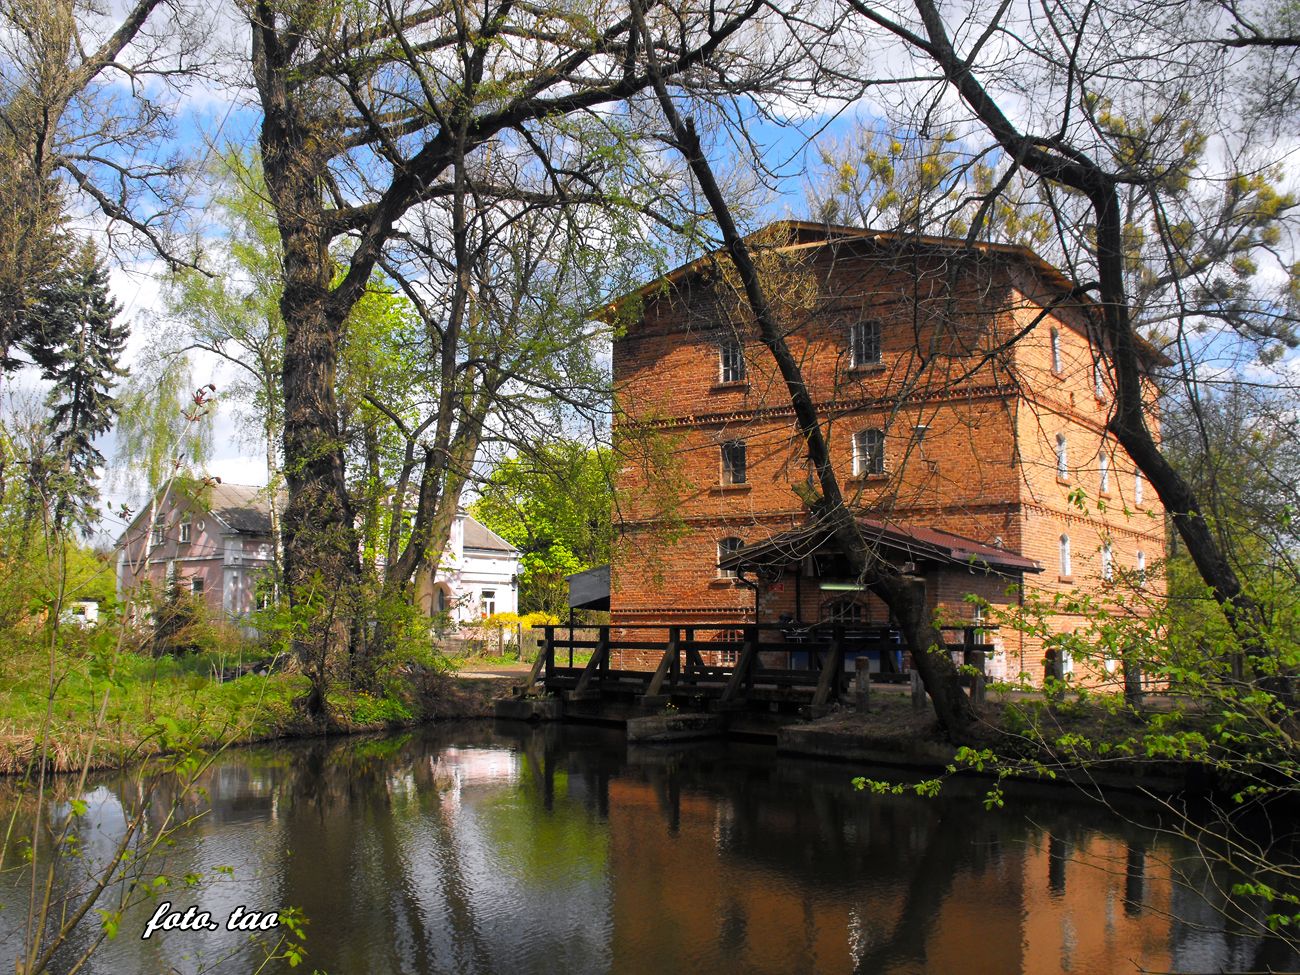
179;517;192;544
1134;471;1144;505
853;429;885;476
1101;541;1114;583
1055;434;1069;480
190;576;204;595
1136;550;1147;587
717;537;745;578
849;321;882;368
1098;450;1110;494
719;335;745;384
1093;360;1107;400
1050;327;1062;374
721;440;747;485
151;517;165;547
1059;534;1072;576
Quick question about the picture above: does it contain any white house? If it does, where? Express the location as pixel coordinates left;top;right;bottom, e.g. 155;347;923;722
415;510;521;628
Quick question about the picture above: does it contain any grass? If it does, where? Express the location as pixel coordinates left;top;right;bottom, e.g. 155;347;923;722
0;632;310;773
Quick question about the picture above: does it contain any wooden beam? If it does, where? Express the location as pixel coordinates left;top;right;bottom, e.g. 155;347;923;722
572;625;610;697
812;626;845;707
645;626;680;697
720;625;760;704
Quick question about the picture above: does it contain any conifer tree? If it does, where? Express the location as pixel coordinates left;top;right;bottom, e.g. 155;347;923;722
29;242;127;530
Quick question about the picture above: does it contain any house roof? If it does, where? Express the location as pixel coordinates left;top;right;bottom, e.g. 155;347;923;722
718;515;1042;578
604;219;1171;367
461;516;518;554
202;483;281;534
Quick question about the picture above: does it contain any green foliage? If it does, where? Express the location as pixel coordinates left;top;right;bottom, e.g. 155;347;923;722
471;440;613;615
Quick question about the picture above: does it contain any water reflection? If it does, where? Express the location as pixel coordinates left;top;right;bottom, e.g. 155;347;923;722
0;722;1294;975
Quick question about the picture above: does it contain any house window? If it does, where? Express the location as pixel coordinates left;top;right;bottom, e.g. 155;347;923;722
849;321;881;367
1098;450;1110;494
1101;541;1114;583
721;440;747;485
179;517;191;544
853;429;885;476
190;576;204;595
1056;434;1069;480
717;537;745;578
151;518;165;547
1134;471;1144;505
1050;328;1062;374
1136;550;1146;587
1059;534;1072;576
913;424;928;444
1093;360;1107;400
821;598;865;624
719;335;745;383
480;589;497;617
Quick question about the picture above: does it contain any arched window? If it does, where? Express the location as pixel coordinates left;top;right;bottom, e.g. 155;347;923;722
1098;450;1110;494
853;428;885;476
1050;327;1062;373
1059;534;1072;576
1056;434;1069;479
1093;360;1107;400
1136;550;1146;587
1134;471;1144;505
1101;541;1114;583
717;537;745;578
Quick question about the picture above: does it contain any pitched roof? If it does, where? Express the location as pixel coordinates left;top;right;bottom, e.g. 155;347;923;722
604;219;1171;366
461;515;518;554
718;515;1042;578
201;483;281;534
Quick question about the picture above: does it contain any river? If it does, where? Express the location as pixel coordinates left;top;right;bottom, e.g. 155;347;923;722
2;721;1294;974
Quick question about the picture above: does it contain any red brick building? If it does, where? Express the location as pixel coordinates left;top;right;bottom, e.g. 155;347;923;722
609;222;1166;683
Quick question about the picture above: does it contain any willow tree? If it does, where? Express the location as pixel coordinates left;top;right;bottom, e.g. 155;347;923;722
245;0;842;706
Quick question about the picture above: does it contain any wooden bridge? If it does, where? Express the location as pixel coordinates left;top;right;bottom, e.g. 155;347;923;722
515;622;993;716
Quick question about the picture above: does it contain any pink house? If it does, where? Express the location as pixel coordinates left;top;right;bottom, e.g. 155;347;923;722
115;481;278;633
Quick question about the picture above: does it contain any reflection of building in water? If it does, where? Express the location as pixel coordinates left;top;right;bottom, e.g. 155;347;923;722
430;747;520;809
596;771;1191;975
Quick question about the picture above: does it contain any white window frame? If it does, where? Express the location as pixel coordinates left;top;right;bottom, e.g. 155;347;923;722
179;517;192;544
1098;450;1110;494
480;589;497;617
151;518;165;547
1059;534;1072;577
1136;550;1146;588
849;320;882;368
719;335;745;384
853;429;885;476
1093;360;1107;400
717;537;745;578
1056;434;1069;480
190;576;204;595
1101;541;1114;583
1134;471;1144;505
1050;327;1062;374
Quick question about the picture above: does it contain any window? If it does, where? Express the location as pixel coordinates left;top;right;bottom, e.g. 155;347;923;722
480;589;497;617
849;320;881;367
1056;434;1069;480
1093;360;1107;400
151;517;165;547
1101;541;1114;583
821;598;865;624
1134;471;1144;505
1050;328;1062;374
1059;534;1072;577
853;429;885;476
190;576;204;595
179;517;191;544
913;424;928;444
1136;550;1147;587
721;440;747;485
1098;450;1110;494
717;537;745;578
719;335;745;383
